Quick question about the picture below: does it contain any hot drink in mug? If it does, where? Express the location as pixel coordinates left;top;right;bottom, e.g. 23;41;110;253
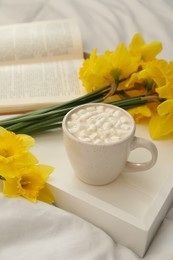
62;103;158;185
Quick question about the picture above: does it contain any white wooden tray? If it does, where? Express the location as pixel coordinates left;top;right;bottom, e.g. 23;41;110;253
32;125;173;257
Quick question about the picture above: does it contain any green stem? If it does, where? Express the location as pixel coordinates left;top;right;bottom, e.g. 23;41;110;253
0;87;158;135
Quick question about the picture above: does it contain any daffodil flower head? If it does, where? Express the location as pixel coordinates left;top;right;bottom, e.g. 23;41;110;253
79;44;140;92
0;127;38;167
124;60;168;97
109;43;140;80
79;48;114;92
3;164;54;203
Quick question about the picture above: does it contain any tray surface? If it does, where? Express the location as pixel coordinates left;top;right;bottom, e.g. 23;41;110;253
32;124;173;256
33;125;172;215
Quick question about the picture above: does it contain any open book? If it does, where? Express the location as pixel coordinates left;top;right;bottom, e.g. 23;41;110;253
0;19;86;114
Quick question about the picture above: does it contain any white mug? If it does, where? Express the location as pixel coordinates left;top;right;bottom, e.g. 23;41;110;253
62;103;158;185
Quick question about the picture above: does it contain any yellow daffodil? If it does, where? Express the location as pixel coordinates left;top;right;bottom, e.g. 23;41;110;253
124;60;167;91
156;61;173;98
79;44;140;92
0;127;38;173
149;99;173;139
128;105;152;123
108;44;140;80
0;127;35;148
79;48;113;92
3;164;54;203
128;33;162;61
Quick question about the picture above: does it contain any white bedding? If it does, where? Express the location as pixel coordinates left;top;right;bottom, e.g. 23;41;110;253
0;0;173;259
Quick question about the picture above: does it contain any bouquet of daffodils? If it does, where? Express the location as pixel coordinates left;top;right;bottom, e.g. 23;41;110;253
0;33;172;139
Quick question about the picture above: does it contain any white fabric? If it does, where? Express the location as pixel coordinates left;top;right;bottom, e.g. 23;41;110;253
0;0;173;259
0;194;116;260
1;194;173;260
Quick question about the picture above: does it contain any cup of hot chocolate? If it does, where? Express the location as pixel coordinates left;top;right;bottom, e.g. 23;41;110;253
62;103;158;185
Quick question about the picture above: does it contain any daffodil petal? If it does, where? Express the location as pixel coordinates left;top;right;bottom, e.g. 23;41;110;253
0;163;15;178
141;42;162;61
0;127;8;135
156;84;173;99
38;185;54;204
3;177;19;197
18;134;35;149
157;99;173;116
149;113;173;139
21;192;38;203
129;33;145;49
35;164;54;181
14;152;38;168
128;105;152;123
128;33;162;61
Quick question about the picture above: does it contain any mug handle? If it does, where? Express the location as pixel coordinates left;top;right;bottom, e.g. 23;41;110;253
125;136;158;172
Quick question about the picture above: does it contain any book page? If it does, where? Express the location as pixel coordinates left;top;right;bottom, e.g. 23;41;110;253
0;59;86;114
0;19;83;66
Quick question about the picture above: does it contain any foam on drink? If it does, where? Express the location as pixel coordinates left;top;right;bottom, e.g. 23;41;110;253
67;105;133;144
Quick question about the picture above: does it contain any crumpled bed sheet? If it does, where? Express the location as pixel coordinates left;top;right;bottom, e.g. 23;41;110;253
1;193;173;260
